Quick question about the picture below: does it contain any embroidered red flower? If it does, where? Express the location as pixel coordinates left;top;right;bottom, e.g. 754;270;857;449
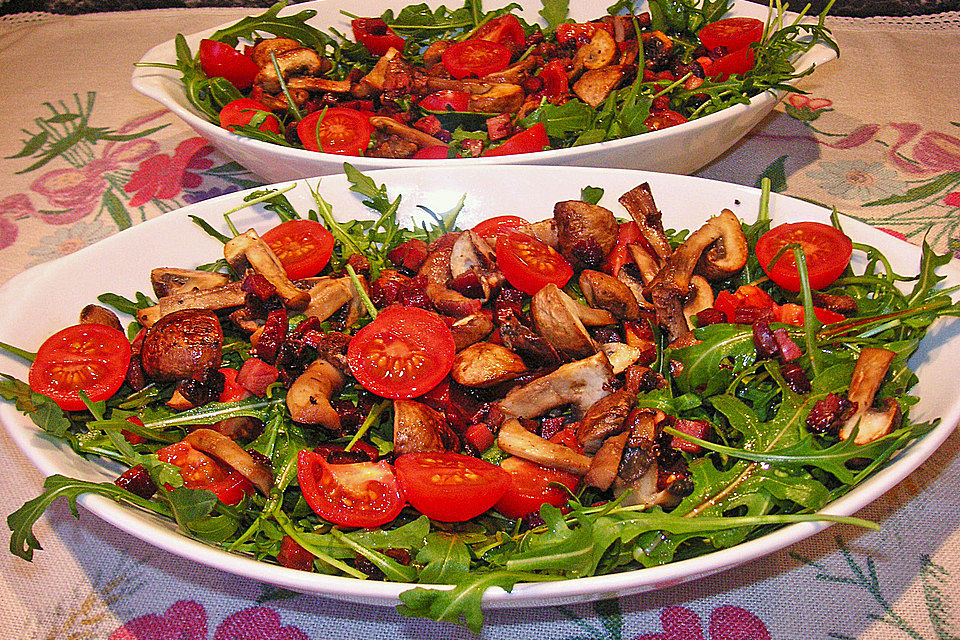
636;605;771;640
124;137;214;207
108;601;308;640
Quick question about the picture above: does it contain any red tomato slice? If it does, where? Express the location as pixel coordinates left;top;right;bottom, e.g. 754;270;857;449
699;17;764;52
157;441;254;505
496;229;574;294
555;22;614;45
538;58;569;98
394;452;509;522
219;98;281;134
198;39;260;90
297;450;404;528
28;323;132;411
419;90;471;112
644;109;688;131
603;220;641;276
442;39;512;79
297;108;372;156
755;221;853;292
347;306;456;399
482;123;549;156
494;456;579;519
412;145;452;159
218;367;251;403
470;215;529;243
775;303;846;326
472;14;526;47
352;18;405;56
261;219;335;280
707;46;756;80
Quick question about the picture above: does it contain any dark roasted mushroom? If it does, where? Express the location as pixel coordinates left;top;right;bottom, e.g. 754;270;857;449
140;309;223;382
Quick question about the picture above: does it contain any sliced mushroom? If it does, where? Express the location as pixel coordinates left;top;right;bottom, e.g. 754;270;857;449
576;386;635;454
466;83;525;114
575;27;617;71
370;116;449;150
497;418;592;475
286;358;344;429
579;269;641;320
418;239;482;317
140;309;223;382
393;399;458;455
839;347;901;444
618;183;672;260
553;200;619;266
682;275;715;325
300;275;366;328
224;230;310;311
573;65;631;107
613;409;685;508
251;37;302;68
150;267;231;298
184;428;273;494
695;209;748;281
497;351;616;419
450;312;495;351
481;56;538;83
361;47;401;92
255;48;325;93
530;283;614;360
137;281;246;328
626;243;663;285
79;304;122;332
449;230;503;301
582;431;628;490
498;316;561;368
599;342;644;375
451;342;527;388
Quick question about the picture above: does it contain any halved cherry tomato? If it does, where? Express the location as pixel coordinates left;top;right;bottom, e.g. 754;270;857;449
538;58;569;98
644;109;688;131
412;145;452;159
755;221;853;292
419;90;471;112
297;108;372;156
277;535;315;571
555;22;614;45
261;219;335;280
470;215;529;243
699;17;764;52
464;423;496;452
483;122;550;157
442;39;512;79
218;367;251;403
28;323;132;411
394;452;510;522
712;285;775;322
775;303;846;326
198;39;259;90
297;450;405;528
496;229;573;294
547;427;584;454
219;98;281;134
472;14;526;47
494;456;579;519
603;220;641;276
157;441;254;505
706;46;756;80
347;306;456;399
352;18;405;56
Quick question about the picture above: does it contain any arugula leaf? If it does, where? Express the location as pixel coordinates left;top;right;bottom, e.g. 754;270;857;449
0;375;71;437
580;186;604;205
397;571;521;633
415;533;472;584
539;0;569;32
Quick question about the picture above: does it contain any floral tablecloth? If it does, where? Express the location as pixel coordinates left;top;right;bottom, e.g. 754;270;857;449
2;7;960;640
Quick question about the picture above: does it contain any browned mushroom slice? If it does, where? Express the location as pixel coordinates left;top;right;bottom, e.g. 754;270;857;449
626;243;663;285
599;342;644;375
576;386;635;454
255;48;326;93
450;230;503;300
682;275;715;325
553;200;619;266
422;40;451;67
140;309;223;382
184;428;274;494
251;37;302;68
579;269;641;320
370;116;448;150
498;317;561;368
451;342;526;388
618;183;672;260
300;276;366;327
497;351;616;419
286;359;344;429
419;238;482;317
582;432;628;490
150;267;231;298
573;65;630;108
612;409;683;508
393;399;458;455
361;47;401;92
695;209;748;281
450;313;495;351
497;419;592;475
522;218;559;248
574;26;617;71
839;347;901;444
482;56;538;83
79;304;122;332
224;230;310;312
138;281;247;328
466;83;525;115
286;77;352;93
531;283;613;361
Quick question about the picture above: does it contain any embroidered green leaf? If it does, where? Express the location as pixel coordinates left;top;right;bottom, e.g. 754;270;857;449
863;172;960;206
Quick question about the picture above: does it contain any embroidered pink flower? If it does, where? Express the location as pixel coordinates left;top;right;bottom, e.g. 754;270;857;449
124;137;215;207
109;601;308;640
636;605;770;640
945;192;960;207
913;132;960;172
879;228;910;241
0;193;35;218
787;94;832;111
30;167;108;225
0;216;18;250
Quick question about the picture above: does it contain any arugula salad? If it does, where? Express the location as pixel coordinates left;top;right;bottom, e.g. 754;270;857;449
151;0;837;159
3;167;958;632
